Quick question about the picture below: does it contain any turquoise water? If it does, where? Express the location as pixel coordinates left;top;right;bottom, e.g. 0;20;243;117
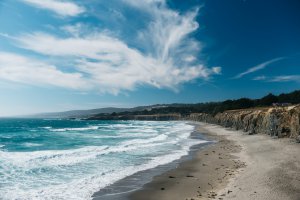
0;119;207;200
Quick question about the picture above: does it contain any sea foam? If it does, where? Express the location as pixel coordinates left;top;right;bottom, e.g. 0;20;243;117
0;120;207;200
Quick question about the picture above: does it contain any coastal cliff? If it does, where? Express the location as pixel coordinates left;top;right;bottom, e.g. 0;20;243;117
188;105;300;139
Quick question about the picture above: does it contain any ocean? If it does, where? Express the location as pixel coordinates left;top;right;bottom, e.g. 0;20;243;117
0;119;208;200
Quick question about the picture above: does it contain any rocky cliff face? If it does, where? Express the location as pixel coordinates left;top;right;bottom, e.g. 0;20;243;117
188;105;300;139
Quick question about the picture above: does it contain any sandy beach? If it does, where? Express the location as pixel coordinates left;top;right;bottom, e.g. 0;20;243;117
130;122;300;200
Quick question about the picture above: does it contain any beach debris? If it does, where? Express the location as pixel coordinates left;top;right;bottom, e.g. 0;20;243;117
227;190;232;194
186;175;194;177
160;187;165;190
168;175;175;178
207;191;217;198
197;191;202;197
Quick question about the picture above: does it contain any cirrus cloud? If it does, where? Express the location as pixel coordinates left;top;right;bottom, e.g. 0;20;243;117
252;75;300;83
234;57;285;79
269;75;300;83
14;31;216;94
2;0;221;94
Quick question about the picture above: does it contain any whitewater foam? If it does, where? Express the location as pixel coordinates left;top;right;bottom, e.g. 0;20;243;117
0;120;207;200
22;143;43;147
50;126;100;132
1;140;206;200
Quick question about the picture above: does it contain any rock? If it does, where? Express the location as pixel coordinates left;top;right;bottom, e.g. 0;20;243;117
248;131;254;135
296;135;300;143
186;175;194;177
188;105;300;140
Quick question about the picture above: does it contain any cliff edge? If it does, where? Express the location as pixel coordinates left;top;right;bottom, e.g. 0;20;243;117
188;105;300;139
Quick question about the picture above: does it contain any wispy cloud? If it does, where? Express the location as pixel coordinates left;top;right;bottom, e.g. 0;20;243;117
252;75;266;81
20;0;85;17
234;57;285;79
252;75;300;83
3;0;220;94
0;52;89;89
212;67;222;75
14;31;215;94
269;75;300;82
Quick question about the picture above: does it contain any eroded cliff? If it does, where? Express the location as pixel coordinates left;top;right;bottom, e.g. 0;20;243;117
188;105;300;139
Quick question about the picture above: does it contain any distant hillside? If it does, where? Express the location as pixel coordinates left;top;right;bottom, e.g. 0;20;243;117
28;105;168;119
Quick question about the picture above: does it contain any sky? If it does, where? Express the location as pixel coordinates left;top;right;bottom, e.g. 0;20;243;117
0;0;299;116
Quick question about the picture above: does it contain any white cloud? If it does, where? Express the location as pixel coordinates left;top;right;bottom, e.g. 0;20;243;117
212;66;222;75
252;75;300;82
20;0;85;17
5;0;220;94
133;1;201;64
253;75;267;81
14;31;212;93
124;0;165;8
0;52;89;89
184;55;196;62
234;57;284;79
269;75;300;82
16;32;130;61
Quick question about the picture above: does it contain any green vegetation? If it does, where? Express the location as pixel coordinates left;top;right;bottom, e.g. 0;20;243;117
93;90;300;117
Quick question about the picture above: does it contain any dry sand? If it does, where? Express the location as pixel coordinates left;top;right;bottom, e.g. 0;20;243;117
130;122;300;200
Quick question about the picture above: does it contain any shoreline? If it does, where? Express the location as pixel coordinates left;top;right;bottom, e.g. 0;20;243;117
92;122;213;200
129;122;300;200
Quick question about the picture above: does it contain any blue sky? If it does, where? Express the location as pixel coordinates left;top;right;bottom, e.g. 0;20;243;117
0;0;299;116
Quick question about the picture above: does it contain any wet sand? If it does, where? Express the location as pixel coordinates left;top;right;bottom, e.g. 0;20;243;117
130;122;300;200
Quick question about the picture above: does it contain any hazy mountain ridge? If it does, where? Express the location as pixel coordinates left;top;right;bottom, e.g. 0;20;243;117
27;105;168;119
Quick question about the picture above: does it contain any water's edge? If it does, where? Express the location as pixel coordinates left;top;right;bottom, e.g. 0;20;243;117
92;122;214;200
